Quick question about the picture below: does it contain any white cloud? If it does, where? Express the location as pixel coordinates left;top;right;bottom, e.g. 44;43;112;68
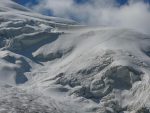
31;0;150;34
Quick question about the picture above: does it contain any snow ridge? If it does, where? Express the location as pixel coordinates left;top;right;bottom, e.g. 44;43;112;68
0;0;150;113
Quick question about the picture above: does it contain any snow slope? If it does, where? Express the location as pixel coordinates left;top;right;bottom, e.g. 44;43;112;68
0;0;150;113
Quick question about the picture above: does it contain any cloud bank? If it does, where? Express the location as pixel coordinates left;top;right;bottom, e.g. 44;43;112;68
31;0;150;34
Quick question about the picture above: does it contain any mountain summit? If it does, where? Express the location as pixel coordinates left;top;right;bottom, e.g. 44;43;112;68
0;0;150;113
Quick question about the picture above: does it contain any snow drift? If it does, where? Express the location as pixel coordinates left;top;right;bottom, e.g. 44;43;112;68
0;0;150;113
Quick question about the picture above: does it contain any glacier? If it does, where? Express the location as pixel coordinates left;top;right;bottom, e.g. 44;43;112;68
0;0;150;113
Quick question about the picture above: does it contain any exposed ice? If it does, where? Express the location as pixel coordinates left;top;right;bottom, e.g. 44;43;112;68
0;0;150;113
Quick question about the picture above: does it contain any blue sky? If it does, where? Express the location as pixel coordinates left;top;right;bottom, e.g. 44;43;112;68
16;0;128;6
15;0;130;17
14;0;150;34
15;0;150;6
15;0;38;5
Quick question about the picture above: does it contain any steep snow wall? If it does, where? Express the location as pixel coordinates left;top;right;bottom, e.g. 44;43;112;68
0;0;150;113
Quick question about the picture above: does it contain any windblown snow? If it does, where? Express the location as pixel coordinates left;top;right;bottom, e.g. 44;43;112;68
0;0;150;113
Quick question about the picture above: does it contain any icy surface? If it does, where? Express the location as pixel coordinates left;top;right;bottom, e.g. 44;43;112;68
0;0;150;113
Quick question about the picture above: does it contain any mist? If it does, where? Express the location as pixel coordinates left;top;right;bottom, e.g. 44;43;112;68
31;0;150;34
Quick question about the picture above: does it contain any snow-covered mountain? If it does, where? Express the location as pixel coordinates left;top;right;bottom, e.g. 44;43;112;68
0;0;150;113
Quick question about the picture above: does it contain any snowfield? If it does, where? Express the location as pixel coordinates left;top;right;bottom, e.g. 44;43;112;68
0;0;150;113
